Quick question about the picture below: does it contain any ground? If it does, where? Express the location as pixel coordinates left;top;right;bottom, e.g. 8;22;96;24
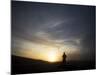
11;55;95;74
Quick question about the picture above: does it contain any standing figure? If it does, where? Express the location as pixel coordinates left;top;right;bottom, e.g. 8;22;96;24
62;52;67;64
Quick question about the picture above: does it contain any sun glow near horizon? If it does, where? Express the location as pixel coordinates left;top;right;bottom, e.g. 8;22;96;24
12;38;80;62
47;51;59;62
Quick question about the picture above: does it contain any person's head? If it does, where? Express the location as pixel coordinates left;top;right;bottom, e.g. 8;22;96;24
64;52;65;54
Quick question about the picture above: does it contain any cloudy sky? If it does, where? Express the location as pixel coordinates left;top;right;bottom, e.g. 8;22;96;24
12;1;95;62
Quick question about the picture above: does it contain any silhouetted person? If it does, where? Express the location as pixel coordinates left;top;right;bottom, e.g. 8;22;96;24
62;52;67;64
59;52;67;68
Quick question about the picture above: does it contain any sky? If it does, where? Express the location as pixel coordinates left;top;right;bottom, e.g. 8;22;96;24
12;1;95;62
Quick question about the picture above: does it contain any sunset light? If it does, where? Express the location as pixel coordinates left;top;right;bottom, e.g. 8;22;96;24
47;51;58;62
